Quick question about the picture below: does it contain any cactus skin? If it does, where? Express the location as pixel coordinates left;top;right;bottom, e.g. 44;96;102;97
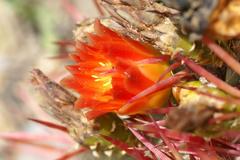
73;0;180;54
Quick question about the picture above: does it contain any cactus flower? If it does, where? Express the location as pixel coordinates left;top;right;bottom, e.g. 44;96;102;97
61;20;171;119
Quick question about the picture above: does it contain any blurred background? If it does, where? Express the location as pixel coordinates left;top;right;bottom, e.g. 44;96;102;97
0;0;99;159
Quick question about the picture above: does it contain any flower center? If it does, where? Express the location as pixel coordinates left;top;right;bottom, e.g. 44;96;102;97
91;61;113;93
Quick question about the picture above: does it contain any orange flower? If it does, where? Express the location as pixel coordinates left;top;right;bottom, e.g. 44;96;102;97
61;20;171;119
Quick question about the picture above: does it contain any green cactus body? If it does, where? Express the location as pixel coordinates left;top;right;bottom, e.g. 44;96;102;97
83;113;138;160
172;81;240;136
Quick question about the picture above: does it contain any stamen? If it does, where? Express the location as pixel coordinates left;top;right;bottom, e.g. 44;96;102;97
91;75;99;79
99;62;106;66
103;80;111;87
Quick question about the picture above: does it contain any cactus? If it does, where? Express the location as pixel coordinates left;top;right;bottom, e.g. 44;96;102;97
2;0;240;159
